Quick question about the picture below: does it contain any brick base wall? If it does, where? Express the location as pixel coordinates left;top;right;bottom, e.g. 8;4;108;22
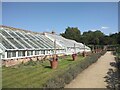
2;54;65;67
2;56;44;67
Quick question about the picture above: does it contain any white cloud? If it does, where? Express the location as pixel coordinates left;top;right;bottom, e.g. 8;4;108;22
90;29;99;31
101;26;109;29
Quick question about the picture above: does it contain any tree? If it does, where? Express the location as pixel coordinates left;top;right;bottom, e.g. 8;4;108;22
82;30;104;45
109;33;118;45
60;27;81;42
60;27;120;45
117;32;120;44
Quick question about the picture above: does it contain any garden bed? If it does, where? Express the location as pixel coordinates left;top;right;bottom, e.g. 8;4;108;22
2;51;106;88
44;51;106;88
2;55;84;88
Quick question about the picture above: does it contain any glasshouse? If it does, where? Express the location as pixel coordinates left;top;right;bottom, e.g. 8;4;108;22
44;32;91;54
0;25;91;66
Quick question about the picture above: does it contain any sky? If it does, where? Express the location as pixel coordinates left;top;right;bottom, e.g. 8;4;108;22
2;2;118;35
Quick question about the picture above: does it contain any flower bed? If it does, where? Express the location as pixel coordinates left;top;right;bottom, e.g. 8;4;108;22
43;50;107;88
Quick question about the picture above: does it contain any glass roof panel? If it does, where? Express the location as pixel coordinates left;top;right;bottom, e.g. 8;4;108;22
2;37;15;49
7;38;24;49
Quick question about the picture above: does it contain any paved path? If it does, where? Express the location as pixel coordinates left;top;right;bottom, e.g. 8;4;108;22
65;51;116;88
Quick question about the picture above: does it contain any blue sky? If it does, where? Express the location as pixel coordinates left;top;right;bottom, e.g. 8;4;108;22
2;2;118;35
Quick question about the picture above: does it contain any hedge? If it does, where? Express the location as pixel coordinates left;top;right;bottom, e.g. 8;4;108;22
43;50;107;88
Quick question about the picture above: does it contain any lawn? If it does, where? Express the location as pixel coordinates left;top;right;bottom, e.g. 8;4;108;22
2;55;84;88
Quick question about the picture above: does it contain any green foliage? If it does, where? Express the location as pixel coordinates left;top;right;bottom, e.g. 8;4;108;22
116;45;120;58
114;46;120;89
117;32;120;44
60;27;81;42
80;30;105;45
60;27;120;45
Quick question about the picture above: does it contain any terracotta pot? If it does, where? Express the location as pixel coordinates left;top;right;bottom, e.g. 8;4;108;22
72;54;77;60
82;51;86;57
50;60;58;69
50;54;58;69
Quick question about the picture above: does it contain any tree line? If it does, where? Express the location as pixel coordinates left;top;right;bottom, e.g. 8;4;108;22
60;27;120;45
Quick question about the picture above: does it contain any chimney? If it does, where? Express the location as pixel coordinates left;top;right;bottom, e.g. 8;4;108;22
51;30;55;34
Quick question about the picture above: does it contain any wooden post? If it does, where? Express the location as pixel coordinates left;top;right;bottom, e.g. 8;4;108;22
92;45;94;53
82;43;86;57
74;43;76;53
84;43;85;52
54;39;56;54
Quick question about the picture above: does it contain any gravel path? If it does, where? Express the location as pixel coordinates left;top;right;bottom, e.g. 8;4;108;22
65;51;116;88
